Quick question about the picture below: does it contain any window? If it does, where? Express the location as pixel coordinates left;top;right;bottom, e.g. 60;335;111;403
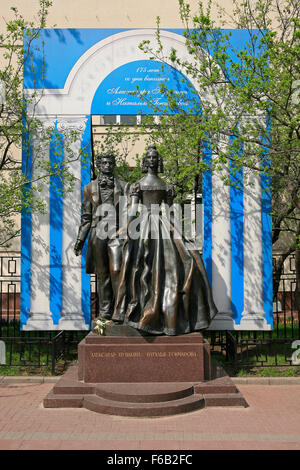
119;115;137;126
100;115;117;125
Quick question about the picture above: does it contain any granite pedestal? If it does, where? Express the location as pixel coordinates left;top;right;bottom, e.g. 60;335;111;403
44;328;248;416
78;330;211;383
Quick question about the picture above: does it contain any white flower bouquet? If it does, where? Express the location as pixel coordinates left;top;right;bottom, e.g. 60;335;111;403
93;318;113;336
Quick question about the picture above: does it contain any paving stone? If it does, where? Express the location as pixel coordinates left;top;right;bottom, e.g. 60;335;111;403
1;378;300;450
233;377;300;385
42;377;61;384
269;377;300;385
2;376;44;384
232;378;249;384
233;377;270;385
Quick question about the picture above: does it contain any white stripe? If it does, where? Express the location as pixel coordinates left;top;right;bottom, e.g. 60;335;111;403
237;167;270;329
24;128;53;330
58;117;89;329
211;159;232;314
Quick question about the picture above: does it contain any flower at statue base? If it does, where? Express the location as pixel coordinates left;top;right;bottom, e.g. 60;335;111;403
93;318;113;336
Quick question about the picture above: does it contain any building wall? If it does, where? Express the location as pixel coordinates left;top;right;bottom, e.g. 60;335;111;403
0;0;236;29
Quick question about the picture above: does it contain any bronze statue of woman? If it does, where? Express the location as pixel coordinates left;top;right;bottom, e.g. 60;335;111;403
112;144;217;335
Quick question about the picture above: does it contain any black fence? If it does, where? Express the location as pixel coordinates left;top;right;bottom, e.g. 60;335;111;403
0;252;299;374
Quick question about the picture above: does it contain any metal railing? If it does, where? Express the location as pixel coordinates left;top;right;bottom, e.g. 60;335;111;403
0;252;299;373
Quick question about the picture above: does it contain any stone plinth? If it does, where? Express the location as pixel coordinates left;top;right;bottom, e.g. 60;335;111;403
78;331;211;384
43;328;248;416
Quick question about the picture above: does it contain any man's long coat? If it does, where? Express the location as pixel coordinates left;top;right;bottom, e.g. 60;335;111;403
76;177;126;274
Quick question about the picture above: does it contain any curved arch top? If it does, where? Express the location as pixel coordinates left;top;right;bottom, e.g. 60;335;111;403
90;58;201;115
24;28;213;116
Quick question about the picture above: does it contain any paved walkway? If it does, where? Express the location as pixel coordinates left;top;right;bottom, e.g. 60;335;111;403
0;379;300;450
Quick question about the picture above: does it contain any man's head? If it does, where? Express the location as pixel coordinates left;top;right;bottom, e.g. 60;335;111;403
96;153;115;176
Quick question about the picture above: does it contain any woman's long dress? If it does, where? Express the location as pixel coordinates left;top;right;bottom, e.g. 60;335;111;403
112;178;218;335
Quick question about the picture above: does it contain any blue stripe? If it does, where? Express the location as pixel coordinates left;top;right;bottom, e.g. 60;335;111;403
20;124;32;330
229;137;244;324
261;138;273;327
49;122;63;325
202;139;212;285
80;115;91;328
24;29;131;89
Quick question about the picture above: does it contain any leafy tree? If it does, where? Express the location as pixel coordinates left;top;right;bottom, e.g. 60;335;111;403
93;122;143;184
0;1;86;248
134;0;299;301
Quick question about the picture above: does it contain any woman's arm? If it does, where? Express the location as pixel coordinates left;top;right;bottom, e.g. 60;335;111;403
128;182;141;223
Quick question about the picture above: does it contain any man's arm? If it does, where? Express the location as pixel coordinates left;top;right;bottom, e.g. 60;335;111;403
74;186;92;256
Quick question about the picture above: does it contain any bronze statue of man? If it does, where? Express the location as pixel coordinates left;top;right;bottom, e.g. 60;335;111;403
74;153;126;319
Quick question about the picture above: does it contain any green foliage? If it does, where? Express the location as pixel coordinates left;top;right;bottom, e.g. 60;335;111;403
136;1;299;242
102;0;299;301
257;366;298;377
137;114;209;203
106;1;299;228
0;1;86;248
235;366;299;377
93;123;144;184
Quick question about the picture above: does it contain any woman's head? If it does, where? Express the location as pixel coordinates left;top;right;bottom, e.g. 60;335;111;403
142;145;164;173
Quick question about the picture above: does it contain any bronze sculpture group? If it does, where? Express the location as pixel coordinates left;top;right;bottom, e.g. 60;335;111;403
74;145;217;336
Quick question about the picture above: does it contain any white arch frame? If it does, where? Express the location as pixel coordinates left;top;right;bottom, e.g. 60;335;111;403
24;29;217;116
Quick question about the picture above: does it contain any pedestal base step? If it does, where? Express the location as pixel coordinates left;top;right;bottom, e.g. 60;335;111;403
95;382;195;403
203;393;247;407
43;365;248;417
44;389;205;417
84;393;205;417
